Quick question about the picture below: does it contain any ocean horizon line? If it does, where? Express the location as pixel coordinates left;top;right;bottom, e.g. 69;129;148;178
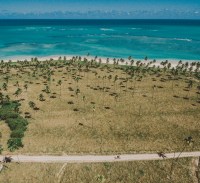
1;19;200;21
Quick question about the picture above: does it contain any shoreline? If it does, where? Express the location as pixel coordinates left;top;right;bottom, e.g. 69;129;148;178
1;54;200;68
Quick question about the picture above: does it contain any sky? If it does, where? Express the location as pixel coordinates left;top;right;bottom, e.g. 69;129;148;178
0;0;200;19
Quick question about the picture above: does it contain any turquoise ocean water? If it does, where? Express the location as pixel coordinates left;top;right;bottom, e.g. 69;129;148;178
0;19;200;60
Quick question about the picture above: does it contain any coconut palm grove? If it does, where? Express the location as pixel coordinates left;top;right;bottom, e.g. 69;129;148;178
0;0;200;182
0;55;199;182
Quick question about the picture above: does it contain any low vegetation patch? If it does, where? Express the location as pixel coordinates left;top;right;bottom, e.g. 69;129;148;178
0;101;28;151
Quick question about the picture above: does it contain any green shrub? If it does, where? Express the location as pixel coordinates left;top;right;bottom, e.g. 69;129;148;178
2;101;20;110
0;101;20;120
0;101;29;151
7;138;23;151
10;129;25;138
0;110;19;120
6;117;28;131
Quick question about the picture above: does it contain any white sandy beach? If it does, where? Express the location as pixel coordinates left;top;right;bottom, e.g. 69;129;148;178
1;54;199;68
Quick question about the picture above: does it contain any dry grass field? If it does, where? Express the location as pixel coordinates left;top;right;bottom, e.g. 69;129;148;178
0;57;200;154
0;57;199;183
0;158;195;183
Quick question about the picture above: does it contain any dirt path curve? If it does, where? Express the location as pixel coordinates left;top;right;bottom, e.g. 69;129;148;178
0;151;200;164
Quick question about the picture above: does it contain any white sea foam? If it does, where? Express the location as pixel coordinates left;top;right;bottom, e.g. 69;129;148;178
131;28;141;30
173;38;192;42
2;44;35;52
70;28;87;31
127;36;192;43
42;43;57;48
100;28;114;31
85;39;97;43
43;27;52;29
86;34;95;37
25;27;37;30
1;42;63;52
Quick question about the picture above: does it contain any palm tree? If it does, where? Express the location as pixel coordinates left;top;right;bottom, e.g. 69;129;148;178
2;83;7;91
45;85;50;94
171;68;178;92
128;56;132;61
39;94;45;101
186;80;193;98
14;105;20;113
113;75;118;91
4;76;9;84
167;63;171;70
75;88;80;98
152;85;156;99
185;62;189;69
62;56;66;62
5;95;10;102
178;60;182;66
75;77;80;88
188;80;193;89
82;95;86;108
29;101;36;110
170;136;194;182
106;58;109;65
16;81;19;87
130;60;134;66
92;104;96;129
23;84;28;91
14;88;22;98
58;80;62;97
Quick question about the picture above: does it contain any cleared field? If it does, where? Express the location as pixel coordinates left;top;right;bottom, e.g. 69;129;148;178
0;58;199;154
